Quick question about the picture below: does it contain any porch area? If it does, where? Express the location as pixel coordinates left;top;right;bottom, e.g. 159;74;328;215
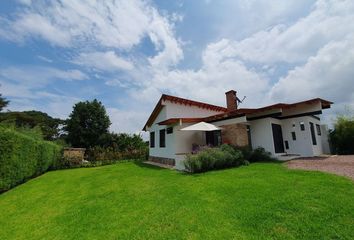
173;121;250;170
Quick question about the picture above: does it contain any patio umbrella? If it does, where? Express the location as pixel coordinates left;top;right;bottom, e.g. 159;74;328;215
180;122;222;131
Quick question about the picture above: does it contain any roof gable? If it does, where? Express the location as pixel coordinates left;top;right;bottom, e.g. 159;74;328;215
142;94;227;130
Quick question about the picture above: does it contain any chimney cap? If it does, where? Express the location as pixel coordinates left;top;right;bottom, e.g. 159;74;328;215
225;90;236;94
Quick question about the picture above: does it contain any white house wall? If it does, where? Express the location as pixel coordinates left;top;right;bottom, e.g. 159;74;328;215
249;118;277;155
164;100;223;118
281;116;320;157
148;106;176;159
250;116;325;158
148;102;220;161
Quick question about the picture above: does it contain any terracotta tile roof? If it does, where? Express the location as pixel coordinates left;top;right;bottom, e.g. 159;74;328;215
205;98;333;122
143;95;333;130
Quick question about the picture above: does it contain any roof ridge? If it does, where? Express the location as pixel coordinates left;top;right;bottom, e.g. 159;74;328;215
161;94;227;111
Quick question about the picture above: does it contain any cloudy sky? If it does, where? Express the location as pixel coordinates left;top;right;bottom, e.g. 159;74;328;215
1;0;353;134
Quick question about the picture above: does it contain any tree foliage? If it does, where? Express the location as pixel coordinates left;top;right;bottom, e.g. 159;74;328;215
65;99;111;148
99;132;147;151
0;93;9;112
329;115;354;154
0;111;64;140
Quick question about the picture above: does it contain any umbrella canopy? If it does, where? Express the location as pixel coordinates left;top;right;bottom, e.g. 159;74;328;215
180;122;222;131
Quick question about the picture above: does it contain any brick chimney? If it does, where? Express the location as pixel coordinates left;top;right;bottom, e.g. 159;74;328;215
225;90;237;111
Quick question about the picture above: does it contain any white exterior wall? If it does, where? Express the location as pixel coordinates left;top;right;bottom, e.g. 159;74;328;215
148;107;176;159
250;116;325;158
249;118;282;156
164;100;223;118
148;101;223;163
281;116;322;157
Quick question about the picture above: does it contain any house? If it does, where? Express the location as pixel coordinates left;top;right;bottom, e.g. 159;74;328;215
143;90;333;170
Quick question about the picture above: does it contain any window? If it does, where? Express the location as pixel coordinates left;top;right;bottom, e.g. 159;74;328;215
291;132;296;141
159;129;166;148
300;122;305;131
309;122;317;145
316;124;321;136
284;140;289;150
150;132;155;148
206;131;222;147
166;127;173;134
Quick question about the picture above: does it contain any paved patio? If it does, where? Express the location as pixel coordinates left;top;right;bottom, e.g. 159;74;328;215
287;155;354;180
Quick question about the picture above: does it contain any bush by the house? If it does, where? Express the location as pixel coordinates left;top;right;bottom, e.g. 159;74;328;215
248;147;276;162
329;115;354;154
184;144;244;173
234;146;276;163
0;126;62;192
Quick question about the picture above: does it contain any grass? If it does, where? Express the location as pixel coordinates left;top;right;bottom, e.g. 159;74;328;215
0;162;353;240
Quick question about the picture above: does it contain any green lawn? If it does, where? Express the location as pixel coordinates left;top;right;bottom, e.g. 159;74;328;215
0;162;353;240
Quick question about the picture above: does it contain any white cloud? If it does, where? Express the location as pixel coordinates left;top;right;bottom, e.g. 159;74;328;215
37;55;53;63
2;0;354;133
17;0;32;5
131;39;270;108
0;66;87;117
269;35;354;104
1;13;71;47
213;0;354;63
107;107;148;135
0;66;87;89
73;51;133;72
147;8;183;69
1;0;183;70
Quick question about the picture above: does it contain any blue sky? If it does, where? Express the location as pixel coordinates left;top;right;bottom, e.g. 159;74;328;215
1;0;354;134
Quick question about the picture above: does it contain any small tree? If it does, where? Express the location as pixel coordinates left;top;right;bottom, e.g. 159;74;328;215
65;99;111;148
0;93;9;112
329;115;354;154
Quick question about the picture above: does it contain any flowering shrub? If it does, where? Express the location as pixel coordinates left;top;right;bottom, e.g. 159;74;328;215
184;144;245;173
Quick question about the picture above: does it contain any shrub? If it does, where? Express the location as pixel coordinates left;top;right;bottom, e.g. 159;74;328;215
184;144;244;173
86;145;148;163
248;147;276;163
233;146;253;160
0;126;62;192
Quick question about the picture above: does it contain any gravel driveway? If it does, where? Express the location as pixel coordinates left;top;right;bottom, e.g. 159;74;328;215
287;155;354;180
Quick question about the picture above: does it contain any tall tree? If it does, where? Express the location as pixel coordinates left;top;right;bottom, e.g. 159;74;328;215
65;99;111;148
0;93;9;112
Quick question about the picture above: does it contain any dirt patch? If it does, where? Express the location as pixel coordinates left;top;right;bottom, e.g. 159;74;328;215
287;155;354;180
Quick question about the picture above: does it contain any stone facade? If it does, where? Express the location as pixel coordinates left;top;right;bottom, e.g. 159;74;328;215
149;156;175;166
221;123;249;147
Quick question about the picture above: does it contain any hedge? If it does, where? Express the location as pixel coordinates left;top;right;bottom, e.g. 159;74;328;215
0;127;62;192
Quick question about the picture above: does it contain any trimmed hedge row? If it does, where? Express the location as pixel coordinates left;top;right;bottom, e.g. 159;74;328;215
0;127;62;192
